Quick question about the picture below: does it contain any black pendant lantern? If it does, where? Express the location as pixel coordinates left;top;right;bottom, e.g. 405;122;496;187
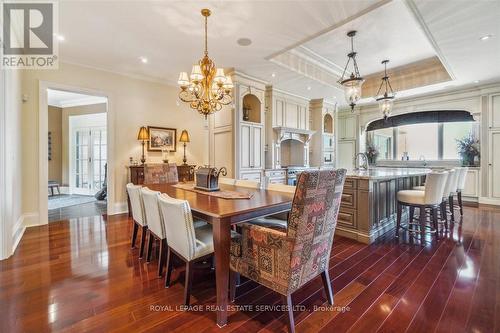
338;31;364;112
375;59;396;120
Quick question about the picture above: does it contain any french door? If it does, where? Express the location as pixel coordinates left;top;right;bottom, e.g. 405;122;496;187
73;127;107;195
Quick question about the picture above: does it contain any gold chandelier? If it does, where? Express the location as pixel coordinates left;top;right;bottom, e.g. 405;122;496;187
177;9;233;118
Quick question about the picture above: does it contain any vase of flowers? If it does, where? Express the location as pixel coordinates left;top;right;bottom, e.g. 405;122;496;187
366;142;379;166
456;134;480;166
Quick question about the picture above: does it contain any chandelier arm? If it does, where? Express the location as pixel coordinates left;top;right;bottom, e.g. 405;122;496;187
353;58;361;78
387;79;395;96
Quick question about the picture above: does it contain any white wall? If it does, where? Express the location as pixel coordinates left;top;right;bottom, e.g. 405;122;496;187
21;62;209;221
0;69;24;260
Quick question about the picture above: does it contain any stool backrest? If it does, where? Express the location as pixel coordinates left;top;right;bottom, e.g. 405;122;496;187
424;172;448;205
456;167;469;191
442;169;456;198
158;194;197;261
126;183;145;226
141;187;165;238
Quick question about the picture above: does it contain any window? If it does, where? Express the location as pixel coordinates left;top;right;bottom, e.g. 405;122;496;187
443;122;473;159
370;121;474;161
397;123;439;160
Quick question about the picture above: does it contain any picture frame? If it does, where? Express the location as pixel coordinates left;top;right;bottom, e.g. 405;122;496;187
147;126;177;152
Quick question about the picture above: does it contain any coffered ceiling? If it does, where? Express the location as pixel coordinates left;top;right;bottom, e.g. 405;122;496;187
57;0;500;106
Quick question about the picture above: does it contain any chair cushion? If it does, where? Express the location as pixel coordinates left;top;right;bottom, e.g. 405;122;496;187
230;232;242;257
413;185;425;191
247;217;287;231
193;224;241;259
397;190;425;205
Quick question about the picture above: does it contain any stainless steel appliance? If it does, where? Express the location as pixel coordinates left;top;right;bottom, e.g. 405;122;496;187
285;166;309;186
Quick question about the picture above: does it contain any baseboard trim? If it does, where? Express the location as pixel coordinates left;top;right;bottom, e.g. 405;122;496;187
11;215;26;256
111;201;128;215
478;197;500;206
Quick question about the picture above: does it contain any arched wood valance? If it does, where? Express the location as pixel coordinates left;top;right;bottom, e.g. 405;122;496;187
366;110;474;131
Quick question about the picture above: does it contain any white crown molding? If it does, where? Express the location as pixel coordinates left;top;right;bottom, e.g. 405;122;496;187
49;95;107;108
60;60;178;88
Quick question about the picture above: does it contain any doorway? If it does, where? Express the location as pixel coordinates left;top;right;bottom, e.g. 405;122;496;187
47;88;108;222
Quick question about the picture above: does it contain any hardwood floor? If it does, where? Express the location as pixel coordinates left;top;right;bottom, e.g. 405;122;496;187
1;206;499;332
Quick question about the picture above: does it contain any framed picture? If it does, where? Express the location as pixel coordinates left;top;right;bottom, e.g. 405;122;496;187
147;126;177;152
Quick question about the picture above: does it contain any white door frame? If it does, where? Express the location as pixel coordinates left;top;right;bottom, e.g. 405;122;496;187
38;81;115;225
0;70;8;259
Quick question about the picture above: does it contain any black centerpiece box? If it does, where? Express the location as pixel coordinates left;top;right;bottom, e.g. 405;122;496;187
194;167;227;192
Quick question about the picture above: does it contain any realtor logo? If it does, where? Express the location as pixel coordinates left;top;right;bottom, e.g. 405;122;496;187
1;1;59;69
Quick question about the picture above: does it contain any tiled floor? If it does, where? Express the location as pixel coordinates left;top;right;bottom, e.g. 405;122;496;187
48;199;107;222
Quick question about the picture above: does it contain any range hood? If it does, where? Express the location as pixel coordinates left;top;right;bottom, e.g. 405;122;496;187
273;126;316;143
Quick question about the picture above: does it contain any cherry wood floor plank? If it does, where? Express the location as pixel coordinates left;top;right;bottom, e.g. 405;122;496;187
1;206;499;333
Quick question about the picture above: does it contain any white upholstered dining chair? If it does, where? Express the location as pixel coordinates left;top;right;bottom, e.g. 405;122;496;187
126;183;148;258
158;194;239;305
141;187;168;277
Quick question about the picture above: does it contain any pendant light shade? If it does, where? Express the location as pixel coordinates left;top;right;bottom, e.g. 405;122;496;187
375;60;396;120
338;31;364;112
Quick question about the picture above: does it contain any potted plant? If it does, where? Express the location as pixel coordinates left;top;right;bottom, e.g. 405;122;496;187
456;134;480;166
366;142;379;166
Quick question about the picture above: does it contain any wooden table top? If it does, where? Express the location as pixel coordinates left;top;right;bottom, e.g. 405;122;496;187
145;183;294;220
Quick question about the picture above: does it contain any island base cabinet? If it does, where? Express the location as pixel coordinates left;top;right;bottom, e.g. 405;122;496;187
336;175;424;244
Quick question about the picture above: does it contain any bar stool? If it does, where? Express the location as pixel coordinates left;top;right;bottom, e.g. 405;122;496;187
413;169;456;231
396;171;448;242
456;167;469;216
446;169;460;222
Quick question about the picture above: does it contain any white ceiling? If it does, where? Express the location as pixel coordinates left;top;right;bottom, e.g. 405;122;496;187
47;89;107;108
56;0;500;105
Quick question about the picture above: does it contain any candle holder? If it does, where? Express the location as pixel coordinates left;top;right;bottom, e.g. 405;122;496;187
162;149;170;164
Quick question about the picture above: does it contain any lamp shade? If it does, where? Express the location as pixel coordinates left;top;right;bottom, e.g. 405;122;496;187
179;130;190;143
137;126;149;140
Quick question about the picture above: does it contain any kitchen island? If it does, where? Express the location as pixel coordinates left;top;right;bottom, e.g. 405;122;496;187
336;167;431;244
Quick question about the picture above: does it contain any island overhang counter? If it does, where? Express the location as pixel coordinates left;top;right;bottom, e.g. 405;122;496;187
336;167;432;244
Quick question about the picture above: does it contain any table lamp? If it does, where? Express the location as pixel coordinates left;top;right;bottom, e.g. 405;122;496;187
137;126;149;164
179;130;190;165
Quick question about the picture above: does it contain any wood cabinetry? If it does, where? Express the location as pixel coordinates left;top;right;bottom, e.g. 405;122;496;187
310;99;336;167
338;114;357;140
240;124;263;169
336;113;358;169
264;169;286;185
488;94;500;129
128;164;194;185
489;131;500;199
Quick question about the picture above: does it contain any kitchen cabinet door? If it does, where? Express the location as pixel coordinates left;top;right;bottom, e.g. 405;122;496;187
339;116;357;140
337;140;356;170
489;131;500;198
240;124;251;169
489;94;500;129
251;126;263;168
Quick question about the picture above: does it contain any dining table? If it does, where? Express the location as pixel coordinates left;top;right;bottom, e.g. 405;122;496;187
145;182;295;327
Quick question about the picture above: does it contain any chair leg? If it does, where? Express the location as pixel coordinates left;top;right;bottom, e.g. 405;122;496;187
419;206;426;244
321;270;334;305
139;226;148;259
396;202;402;238
432;207;439;240
441;201;448;230
158;239;166;277
184;262;194;306
131;222;139;248
164;247;173;288
449;195;455;222
146;232;154;263
282;294;295;333
229;270;237;302
457;190;463;216
409;206;415;224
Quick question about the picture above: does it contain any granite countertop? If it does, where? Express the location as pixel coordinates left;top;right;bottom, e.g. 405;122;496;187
345;167;432;180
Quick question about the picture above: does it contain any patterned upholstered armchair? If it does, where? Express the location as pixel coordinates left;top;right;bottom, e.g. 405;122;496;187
144;163;178;184
230;169;346;333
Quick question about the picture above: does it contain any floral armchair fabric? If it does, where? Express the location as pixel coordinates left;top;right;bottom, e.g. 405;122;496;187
144;163;178;184
230;168;347;296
